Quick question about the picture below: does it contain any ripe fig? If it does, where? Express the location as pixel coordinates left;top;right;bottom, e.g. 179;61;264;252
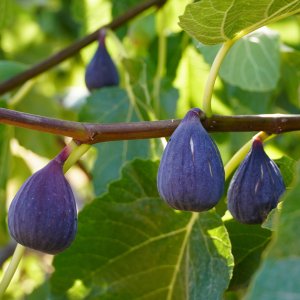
157;108;225;212
8;148;77;254
85;30;119;91
227;138;285;224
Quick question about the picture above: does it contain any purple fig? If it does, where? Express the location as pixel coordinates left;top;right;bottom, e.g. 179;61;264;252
157;108;225;212
85;30;119;91
8;148;77;254
227;138;285;224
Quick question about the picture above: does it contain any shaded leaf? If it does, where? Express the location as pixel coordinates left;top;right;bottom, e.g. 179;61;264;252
79;87;151;195
225;219;271;290
274;155;296;187
71;0;87;34
179;0;300;45
281;49;300;106
51;159;233;300
14;89;61;158
198;28;280;92
0;60;27;82
0;124;12;245
245;163;300;299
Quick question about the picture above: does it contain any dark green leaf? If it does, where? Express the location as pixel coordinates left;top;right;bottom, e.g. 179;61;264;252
51;159;233;300
245;163;300;299
225;219;271;290
79;87;152;195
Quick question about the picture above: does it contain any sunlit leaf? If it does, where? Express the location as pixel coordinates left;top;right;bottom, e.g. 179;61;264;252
179;0;300;44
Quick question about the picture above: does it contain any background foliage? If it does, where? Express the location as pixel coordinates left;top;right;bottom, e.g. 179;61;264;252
0;0;299;299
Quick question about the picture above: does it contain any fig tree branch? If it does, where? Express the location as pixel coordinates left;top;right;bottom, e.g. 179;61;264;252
0;108;299;144
0;0;167;95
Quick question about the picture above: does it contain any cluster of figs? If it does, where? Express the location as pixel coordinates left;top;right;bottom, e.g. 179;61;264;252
157;108;285;224
7;32;285;256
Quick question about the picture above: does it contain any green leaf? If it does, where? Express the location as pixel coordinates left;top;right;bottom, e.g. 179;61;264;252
198;28;280;92
245;162;300;299
0;125;12;245
274;156;296;187
225;219;271;290
148;32;188;91
51;159;233;299
14;89;61;158
0;0;14;31
0;60;28;82
71;0;87;34
224;85;273;114
122;58;179;120
281;49;300;106
79;87;152;195
179;0;300;45
122;58;152;120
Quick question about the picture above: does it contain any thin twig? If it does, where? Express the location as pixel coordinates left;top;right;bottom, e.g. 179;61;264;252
0;108;299;144
0;0;167;95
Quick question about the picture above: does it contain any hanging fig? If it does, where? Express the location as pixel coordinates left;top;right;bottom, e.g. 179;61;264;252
8;147;77;254
85;29;119;91
227;138;285;224
157;108;225;212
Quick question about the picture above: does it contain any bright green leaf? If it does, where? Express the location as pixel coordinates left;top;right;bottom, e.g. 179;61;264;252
179;0;300;45
51;159;233;299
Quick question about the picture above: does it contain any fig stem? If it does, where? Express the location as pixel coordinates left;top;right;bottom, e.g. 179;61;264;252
63;142;91;173
0;244;25;297
224;131;272;180
202;40;235;117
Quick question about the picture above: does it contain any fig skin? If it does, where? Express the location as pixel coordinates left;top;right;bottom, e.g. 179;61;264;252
8;152;77;254
157;108;225;212
227;138;285;224
85;30;119;91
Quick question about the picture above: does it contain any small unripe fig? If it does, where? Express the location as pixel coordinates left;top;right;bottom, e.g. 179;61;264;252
85;30;119;91
8;148;77;254
227;138;285;224
157;108;225;212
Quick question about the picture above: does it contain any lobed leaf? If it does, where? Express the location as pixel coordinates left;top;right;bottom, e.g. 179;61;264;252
51;159;233;299
179;0;300;45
